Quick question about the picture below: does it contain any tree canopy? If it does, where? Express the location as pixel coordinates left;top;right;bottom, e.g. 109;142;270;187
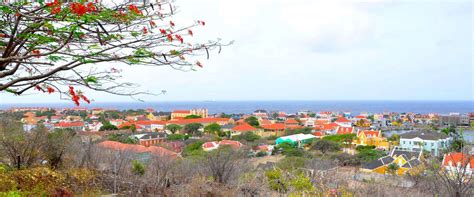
0;0;227;104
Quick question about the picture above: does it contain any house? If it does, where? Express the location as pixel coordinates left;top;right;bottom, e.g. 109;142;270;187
312;131;325;139
132;132;167;147
441;152;474;178
399;131;451;156
254;144;274;156
360;148;424;176
276;133;316;148
354;130;389;150
202;140;243;151
97;140;178;159
135;120;167;132
167;118;232;126
231;123;257;136
55;121;85;131
117;122;143;131
284;119;300;129
171;108;208;119
253;109;268;119
334;117;352;127
261;123;286;137
336;126;354;135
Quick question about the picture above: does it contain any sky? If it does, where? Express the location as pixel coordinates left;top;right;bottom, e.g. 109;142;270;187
1;0;473;103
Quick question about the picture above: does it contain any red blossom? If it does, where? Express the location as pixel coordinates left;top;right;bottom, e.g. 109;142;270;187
70;3;87;16
166;34;173;42
188;29;193;36
81;95;91;104
128;5;142;15
196;61;203;68
149;20;156;27
170;21;175;27
47;86;55;94
86;2;97;13
0;34;7;38
143;27;148;34
35;85;43;92
51;7;61;14
46;0;60;7
175;35;183;43
197;20;206;26
72;95;80;106
159;29;167;34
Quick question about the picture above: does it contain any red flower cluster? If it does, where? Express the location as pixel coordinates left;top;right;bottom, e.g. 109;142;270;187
174;35;184;43
86;2;97;12
35;85;43;92
188;29;193;36
70;3;87;16
143;27;148;34
47;86;55;94
68;86;90;106
197;20;206;26
166;34;173;42
159;29;167;34
46;0;61;15
170;21;175;27
196;61;203;68
129;5;142;15
149;21;156;27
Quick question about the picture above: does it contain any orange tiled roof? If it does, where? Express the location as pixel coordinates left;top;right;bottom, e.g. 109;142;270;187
172;110;191;113
359;130;380;137
285;119;299;124
232;123;257;132
321;123;339;131
135;120;167;125
262;123;285;130
260;119;272;125
313;131;325;137
167;118;230;125
336;126;354;135
97;141;178;157
55;121;84;127
335;117;351;123
442;152;474;169
219;140;242;149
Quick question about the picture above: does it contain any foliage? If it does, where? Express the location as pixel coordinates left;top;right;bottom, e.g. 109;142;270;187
355;145;376;152
167;134;189;141
266;169;288;193
244;116;260;127
204;123;221;134
256;151;267;157
331;153;361;166
311;139;341;154
44;129;76;169
183;123;203;136
182;141;205;157
276;142;304;157
356;149;386;163
166;124;182;134
232;132;261;142
387;134;400;142
266;135;278;141
285;127;312;135
277;157;308;171
322;133;356;143
387;163;399;175
107;133;138;144
131;160;145;176
99;121;118;131
184;115;202;119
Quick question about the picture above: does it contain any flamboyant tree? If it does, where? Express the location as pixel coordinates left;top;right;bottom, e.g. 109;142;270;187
0;0;228;105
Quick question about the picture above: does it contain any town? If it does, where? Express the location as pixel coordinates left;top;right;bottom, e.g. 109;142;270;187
0;106;473;196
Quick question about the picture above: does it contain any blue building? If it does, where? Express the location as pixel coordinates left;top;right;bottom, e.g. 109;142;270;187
399;131;451;156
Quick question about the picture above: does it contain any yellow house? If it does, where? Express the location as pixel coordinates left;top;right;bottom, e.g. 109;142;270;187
360;149;424;176
354;130;389;149
146;112;156;120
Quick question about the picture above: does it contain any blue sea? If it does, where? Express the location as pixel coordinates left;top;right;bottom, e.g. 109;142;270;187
0;100;473;114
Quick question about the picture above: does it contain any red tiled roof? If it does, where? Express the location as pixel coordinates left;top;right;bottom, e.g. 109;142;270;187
359;130;380;137
442;152;474;169
173;110;191;113
202;141;218;149
336;126;354;135
55;121;84;127
355;115;366;119
335;117;351;123
315;119;330;125
118;122;143;129
232;123;257;132
97;141;178;157
260;119;272;125
167;118;230;125
135;120;167;125
285;119;299;124
312;131;324;137
262;123;285;130
219;140;242;149
321;123;338;131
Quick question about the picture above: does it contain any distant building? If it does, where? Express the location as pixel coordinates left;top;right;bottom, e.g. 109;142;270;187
439;114;470;126
171;108;208;119
399;131;451;156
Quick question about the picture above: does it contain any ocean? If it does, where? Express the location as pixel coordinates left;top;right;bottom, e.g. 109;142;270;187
1;100;473;114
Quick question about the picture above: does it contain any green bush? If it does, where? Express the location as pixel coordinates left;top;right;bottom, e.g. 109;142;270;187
182;140;205;157
167;134;189;141
232;132;261;142
355;145;375;152
356;149;386;163
322;133;356;143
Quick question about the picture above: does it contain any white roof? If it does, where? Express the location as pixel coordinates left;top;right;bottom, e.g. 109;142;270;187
280;133;316;142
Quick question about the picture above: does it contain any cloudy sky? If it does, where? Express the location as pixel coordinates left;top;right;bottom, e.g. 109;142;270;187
1;0;473;103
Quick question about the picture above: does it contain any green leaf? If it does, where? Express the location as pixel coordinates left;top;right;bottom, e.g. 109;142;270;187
47;55;64;62
85;76;98;84
4;88;16;94
170;50;181;56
